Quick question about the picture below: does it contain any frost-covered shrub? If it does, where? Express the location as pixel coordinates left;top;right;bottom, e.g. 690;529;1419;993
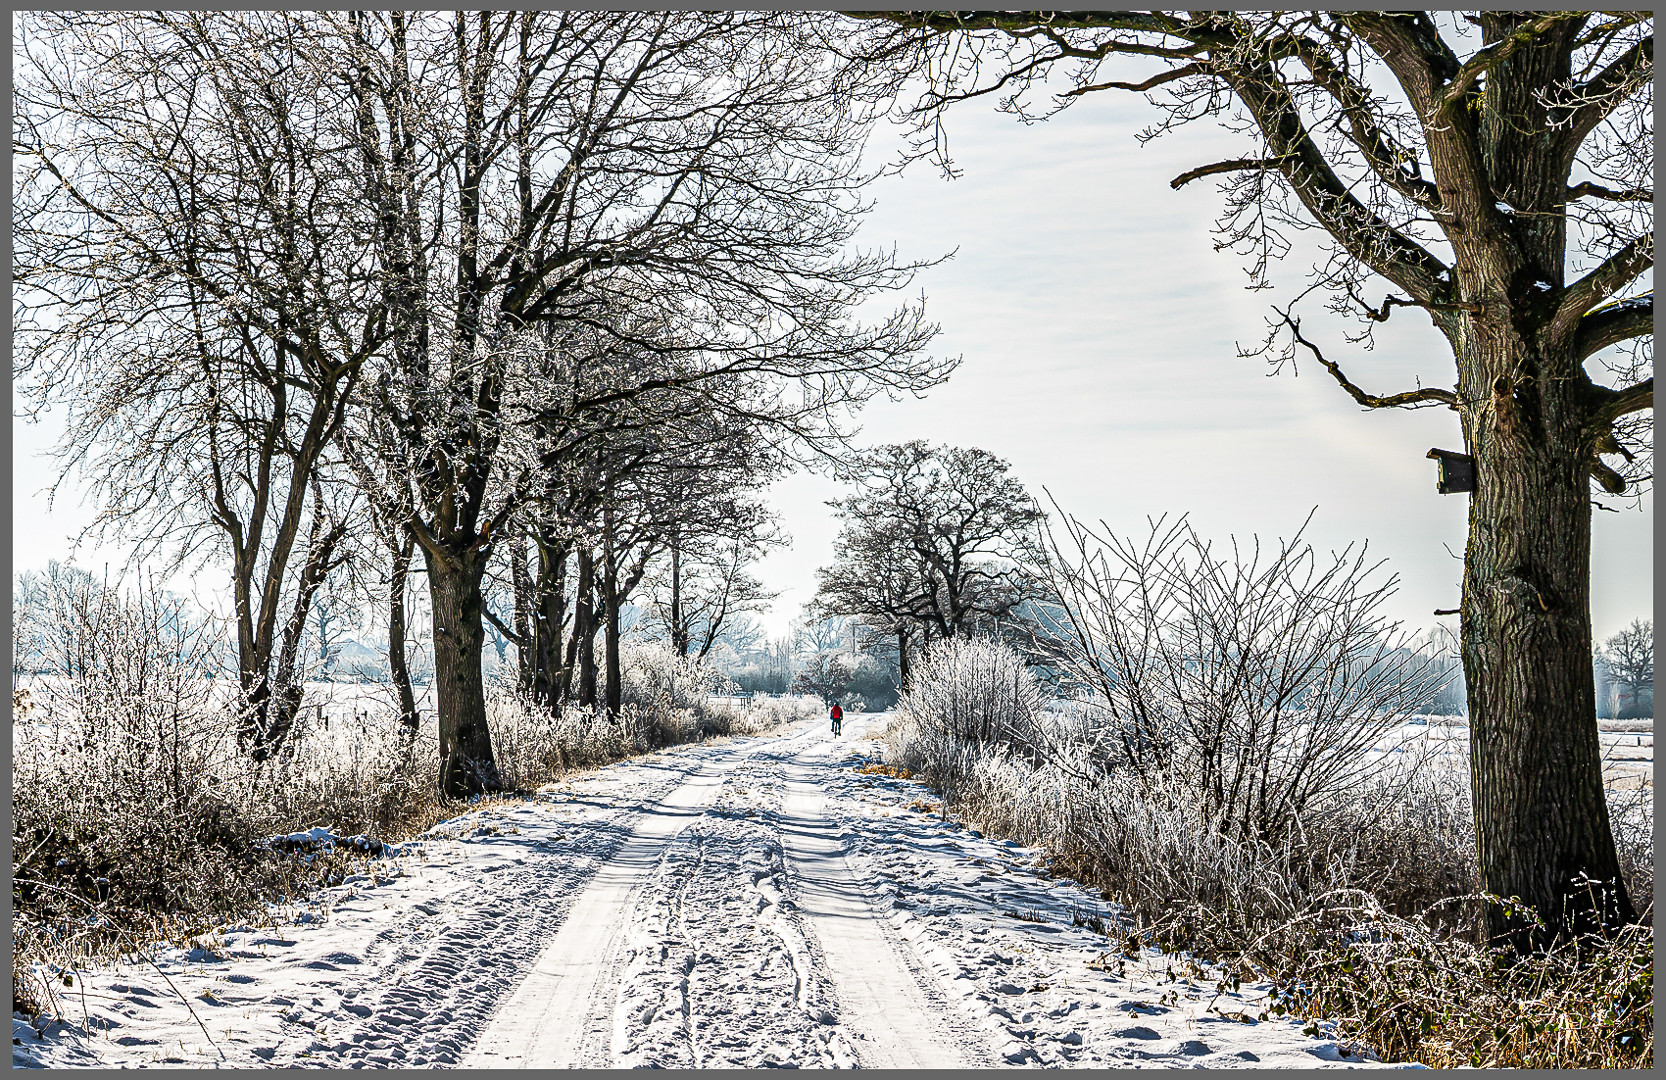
894;636;1043;755
257;695;446;840
486;689;631;781
842;655;900;711
10;579;456;1013
480;644;751;788
887;724;1348;940
887;668;1493;933
12;580;299;997
1031;511;1452;844
727;693;822;735
621;642;731;741
1607;783;1654;907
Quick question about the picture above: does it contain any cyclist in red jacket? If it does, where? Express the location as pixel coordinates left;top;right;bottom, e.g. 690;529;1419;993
829;702;843;736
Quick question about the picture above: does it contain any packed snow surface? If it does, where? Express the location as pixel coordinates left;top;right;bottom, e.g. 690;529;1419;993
14;714;1419;1068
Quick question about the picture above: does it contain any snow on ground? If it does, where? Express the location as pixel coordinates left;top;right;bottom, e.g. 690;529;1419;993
1376;715;1653;790
15;714;1417;1069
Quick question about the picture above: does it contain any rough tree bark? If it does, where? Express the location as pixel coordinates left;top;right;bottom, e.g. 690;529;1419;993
529;527;570;711
572;546;599;709
426;545;501;796
602;512;624;719
511;535;536;698
896;626;911;693
669;539;687;657
1422;15;1640;945
387;531;421;737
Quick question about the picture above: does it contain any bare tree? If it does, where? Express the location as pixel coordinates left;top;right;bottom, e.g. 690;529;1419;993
636;433;784;663
711;615;768;661
335;11;950;796
792;651;856;705
812;513;929;689
658;524;780;663
15;12;381;761
847;9;1651;945
308;573;357;675
1599;618;1654;719
815;442;1041;684
794;614;853;658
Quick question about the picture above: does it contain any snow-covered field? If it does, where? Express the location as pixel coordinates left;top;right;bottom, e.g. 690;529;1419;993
15;712;1424;1069
1378;715;1654;790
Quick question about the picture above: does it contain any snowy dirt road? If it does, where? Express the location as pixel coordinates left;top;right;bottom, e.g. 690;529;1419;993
15;714;1411;1069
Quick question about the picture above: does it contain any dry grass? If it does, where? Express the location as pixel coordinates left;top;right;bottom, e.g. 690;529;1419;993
1255;897;1653;1068
883;643;1655;1069
11;634;795;1019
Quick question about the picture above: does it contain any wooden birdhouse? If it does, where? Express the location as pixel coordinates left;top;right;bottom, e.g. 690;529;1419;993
1426;448;1475;495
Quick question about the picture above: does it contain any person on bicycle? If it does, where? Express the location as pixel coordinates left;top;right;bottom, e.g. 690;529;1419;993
829;701;843;736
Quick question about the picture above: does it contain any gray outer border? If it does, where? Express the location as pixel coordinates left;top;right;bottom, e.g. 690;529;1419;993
5;5;16;1026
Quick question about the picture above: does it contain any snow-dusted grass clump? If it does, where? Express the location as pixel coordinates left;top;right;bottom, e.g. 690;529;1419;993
482;645;813;786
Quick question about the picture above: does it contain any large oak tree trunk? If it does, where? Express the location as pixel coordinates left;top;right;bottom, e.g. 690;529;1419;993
1445;17;1636;948
1458;330;1634;948
426;546;501;798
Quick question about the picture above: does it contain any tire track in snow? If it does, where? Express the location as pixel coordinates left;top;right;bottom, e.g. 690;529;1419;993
463;722;824;1068
292;788;665;1065
653;761;859;1069
611;821;705;1068
776;740;992;1068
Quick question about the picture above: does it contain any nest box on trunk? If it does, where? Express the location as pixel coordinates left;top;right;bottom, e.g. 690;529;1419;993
1426;448;1475;495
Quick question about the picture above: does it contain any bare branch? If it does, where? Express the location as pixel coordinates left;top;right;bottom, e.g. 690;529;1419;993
1592;376;1653;426
1170;157;1281;190
1267;22;1444;207
1350;291;1421;323
1567;181;1652;203
1575;294;1653;360
1066;62;1203;97
1223;61;1450;304
1591;456;1629;495
1281;310;1457;411
1431;12;1589;115
1560;32;1653;151
1556;233;1653;327
482;604;525;647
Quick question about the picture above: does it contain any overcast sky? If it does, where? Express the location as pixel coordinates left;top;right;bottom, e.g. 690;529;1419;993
13;75;1652;648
